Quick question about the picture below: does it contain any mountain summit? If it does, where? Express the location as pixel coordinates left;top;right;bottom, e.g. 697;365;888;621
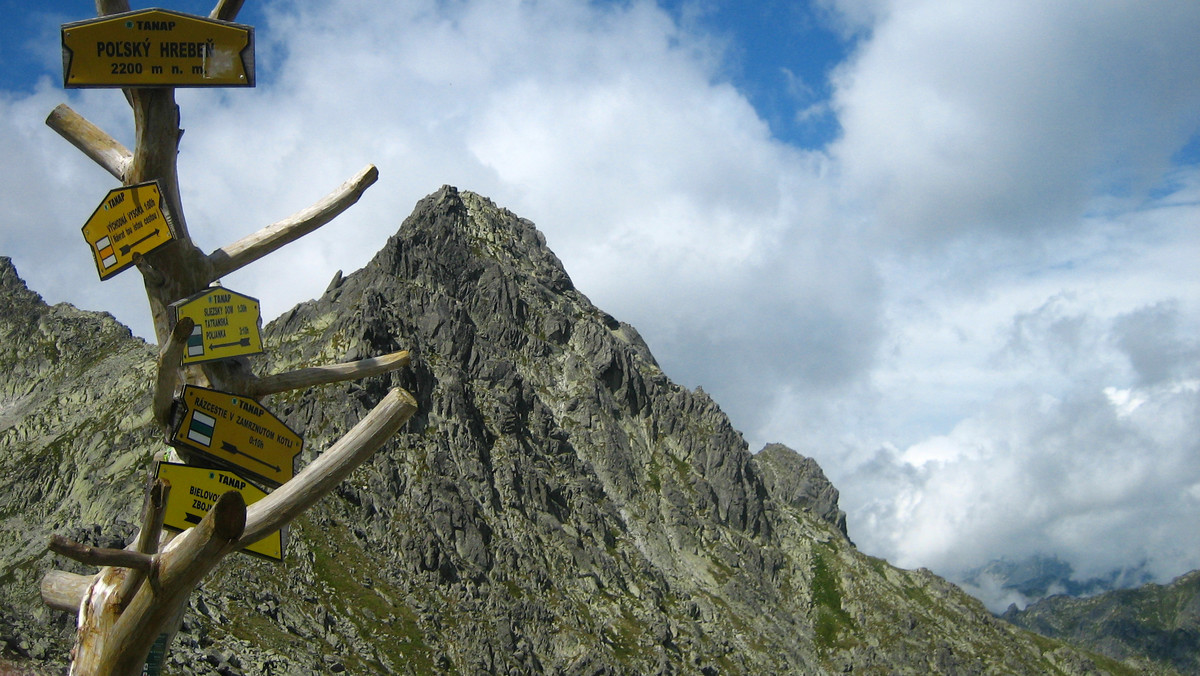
1;188;1151;673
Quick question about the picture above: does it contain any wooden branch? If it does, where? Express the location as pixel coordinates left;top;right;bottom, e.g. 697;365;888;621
41;570;93;613
73;491;246;675
154;318;193;426
250;350;411;397
206;165;379;281
210;0;245;21
241;387;416;545
134;480;170;556
45;104;131;182
48;535;153;572
41;481;171;614
116;479;171;607
132;252;165;288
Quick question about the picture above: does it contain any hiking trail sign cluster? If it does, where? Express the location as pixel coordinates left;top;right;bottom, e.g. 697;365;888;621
78;181;282;561
40;3;417;675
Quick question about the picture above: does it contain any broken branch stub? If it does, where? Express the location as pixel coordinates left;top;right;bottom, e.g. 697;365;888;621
48;535;153;573
41;571;94;614
116;479;171;608
210;0;247;22
45;104;132;182
153;318;193;426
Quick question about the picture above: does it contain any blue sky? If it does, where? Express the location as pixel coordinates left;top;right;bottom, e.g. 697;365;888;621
2;0;1200;612
657;0;849;149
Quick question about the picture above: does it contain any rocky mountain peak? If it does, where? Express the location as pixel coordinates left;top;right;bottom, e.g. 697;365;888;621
0;189;1153;674
0;256;39;306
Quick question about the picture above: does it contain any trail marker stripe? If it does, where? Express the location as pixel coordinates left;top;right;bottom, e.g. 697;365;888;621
187;411;215;447
186;324;205;357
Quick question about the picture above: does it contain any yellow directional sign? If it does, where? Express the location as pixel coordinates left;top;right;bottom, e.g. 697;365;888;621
169;287;263;364
155;462;284;561
62;9;254;88
171;385;302;487
80;181;176;280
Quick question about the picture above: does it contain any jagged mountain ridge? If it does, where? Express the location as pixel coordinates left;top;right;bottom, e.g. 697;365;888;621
0;187;1158;673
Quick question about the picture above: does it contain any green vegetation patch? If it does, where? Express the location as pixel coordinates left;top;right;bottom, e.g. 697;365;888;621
302;516;439;673
811;550;856;652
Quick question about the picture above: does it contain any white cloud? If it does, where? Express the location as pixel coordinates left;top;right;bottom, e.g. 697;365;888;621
767;0;1200;596
826;0;1200;246
822;276;1200;591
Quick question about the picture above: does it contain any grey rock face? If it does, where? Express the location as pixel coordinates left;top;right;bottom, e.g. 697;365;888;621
753;443;848;539
0;192;1150;674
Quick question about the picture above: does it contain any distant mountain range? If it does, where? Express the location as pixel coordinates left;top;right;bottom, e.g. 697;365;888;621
960;554;1156;612
1003;570;1200;675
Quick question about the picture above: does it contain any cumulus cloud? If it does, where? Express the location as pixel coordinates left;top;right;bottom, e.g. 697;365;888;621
826;0;1200;245
824;279;1200;604
738;0;1200;602
1112;301;1200;386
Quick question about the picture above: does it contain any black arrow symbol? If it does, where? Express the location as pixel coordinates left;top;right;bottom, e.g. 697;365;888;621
184;512;203;525
220;441;282;473
211;337;252;349
119;228;162;255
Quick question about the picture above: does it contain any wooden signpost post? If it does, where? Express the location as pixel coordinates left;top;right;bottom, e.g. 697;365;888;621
39;2;417;674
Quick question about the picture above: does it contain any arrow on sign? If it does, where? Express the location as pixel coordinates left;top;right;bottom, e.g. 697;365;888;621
184;512;203;525
211;337;252;349
220;441;282;473
119;228;162;255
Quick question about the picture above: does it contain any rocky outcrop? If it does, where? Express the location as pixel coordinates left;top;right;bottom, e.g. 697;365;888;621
753;442;848;539
1003;570;1200;675
0;257;156;664
0;191;1156;674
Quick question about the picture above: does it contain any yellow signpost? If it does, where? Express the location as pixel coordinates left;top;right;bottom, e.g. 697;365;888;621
80;181;176;280
169;287;263;364
155;462;283;561
62;8;254;88
171;385;302;487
